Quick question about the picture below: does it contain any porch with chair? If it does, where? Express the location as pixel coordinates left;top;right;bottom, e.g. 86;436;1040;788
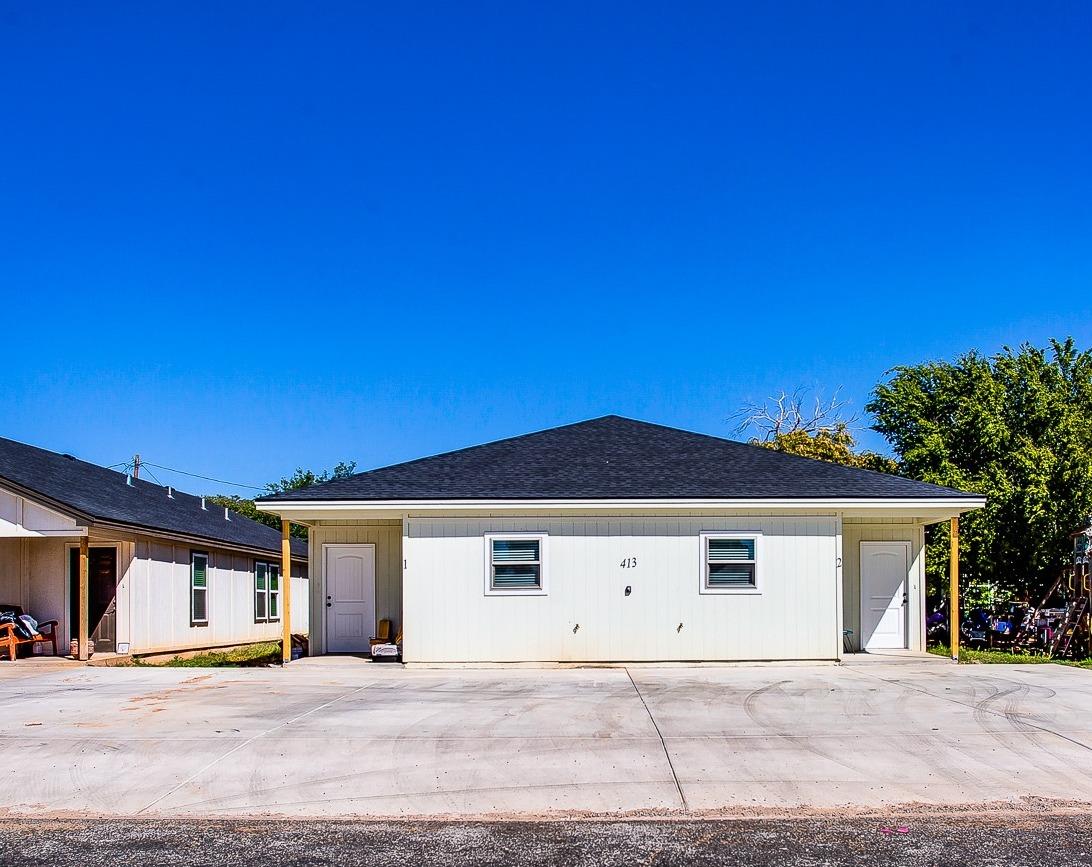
0;487;106;661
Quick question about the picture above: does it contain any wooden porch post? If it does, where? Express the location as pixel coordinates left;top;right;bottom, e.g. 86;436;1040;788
949;516;960;662
78;535;89;661
281;520;292;664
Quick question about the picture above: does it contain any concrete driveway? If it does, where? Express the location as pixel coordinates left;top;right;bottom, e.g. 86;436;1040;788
1;657;1091;818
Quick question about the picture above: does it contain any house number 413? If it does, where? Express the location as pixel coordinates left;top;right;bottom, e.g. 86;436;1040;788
620;557;638;568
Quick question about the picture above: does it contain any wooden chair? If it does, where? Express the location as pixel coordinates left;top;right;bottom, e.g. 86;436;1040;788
0;623;38;662
0;605;59;659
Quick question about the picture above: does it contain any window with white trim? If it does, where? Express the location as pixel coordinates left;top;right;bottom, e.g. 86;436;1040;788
486;535;546;594
701;534;760;593
191;552;209;626
254;561;280;623
269;564;281;621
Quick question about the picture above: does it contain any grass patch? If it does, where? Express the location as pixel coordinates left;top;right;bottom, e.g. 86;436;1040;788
135;641;282;668
928;644;1092;669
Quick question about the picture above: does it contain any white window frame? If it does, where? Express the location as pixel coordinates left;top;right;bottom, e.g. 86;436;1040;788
484;532;549;596
190;551;210;626
268;563;281;623
698;532;762;595
254;560;280;623
255;561;268;623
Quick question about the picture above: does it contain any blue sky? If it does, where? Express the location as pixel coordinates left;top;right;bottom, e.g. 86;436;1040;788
2;2;1090;493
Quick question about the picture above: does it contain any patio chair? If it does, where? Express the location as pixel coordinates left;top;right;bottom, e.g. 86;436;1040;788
0;604;59;658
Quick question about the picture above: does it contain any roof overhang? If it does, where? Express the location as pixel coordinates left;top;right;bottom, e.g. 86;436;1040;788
0;472;307;561
258;496;986;524
88;518;308;562
0;484;89;538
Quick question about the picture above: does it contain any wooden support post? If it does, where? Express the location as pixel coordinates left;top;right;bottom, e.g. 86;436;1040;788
281;520;292;664
78;535;89;661
949;516;960;662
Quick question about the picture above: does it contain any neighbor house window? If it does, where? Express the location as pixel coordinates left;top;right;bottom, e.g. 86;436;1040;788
255;562;268;622
485;534;547;595
269;565;280;621
191;552;209;626
254;561;280;623
700;533;760;593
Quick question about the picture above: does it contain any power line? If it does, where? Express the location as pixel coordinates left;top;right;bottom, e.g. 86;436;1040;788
140;465;164;486
140;461;267;492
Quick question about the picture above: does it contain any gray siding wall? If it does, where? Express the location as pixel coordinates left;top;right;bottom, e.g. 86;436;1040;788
307;520;403;655
842;519;926;652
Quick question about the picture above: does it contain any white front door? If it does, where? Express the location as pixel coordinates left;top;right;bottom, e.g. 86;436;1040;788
324;544;376;653
860;542;910;650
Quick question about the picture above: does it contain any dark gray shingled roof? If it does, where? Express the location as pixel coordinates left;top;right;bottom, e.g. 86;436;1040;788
259;415;977;502
0;436;306;557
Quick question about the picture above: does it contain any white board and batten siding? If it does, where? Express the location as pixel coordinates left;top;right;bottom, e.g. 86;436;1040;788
0;537;70;631
125;540;309;654
403;516;840;663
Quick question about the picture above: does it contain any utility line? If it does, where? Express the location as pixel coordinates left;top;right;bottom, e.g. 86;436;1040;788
140;461;267;492
140;465;164;486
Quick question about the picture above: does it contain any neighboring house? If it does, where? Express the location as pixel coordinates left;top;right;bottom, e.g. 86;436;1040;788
256;415;983;663
0;437;308;658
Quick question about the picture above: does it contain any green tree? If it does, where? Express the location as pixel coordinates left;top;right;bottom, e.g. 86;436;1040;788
207;461;357;539
867;339;1092;600
266;462;357;496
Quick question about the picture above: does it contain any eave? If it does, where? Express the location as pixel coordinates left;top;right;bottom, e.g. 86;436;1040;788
256;496;987;524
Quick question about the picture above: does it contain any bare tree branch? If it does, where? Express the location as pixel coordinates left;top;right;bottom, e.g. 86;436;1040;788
731;389;859;441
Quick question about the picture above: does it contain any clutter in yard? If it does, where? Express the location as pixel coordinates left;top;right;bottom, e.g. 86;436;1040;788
929;536;1092;661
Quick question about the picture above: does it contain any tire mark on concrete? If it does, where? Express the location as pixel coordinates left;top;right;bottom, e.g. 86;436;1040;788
741;680;865;778
848;667;1092;756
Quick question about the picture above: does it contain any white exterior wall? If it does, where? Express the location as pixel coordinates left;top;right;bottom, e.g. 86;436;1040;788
0;538;68;627
125;539;309;654
403;515;839;663
28;540;67;633
0;540;28;609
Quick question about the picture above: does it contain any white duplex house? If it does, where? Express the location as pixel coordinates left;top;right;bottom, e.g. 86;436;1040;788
256;416;984;663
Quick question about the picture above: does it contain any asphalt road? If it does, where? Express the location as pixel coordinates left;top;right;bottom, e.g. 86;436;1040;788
4;814;1092;867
